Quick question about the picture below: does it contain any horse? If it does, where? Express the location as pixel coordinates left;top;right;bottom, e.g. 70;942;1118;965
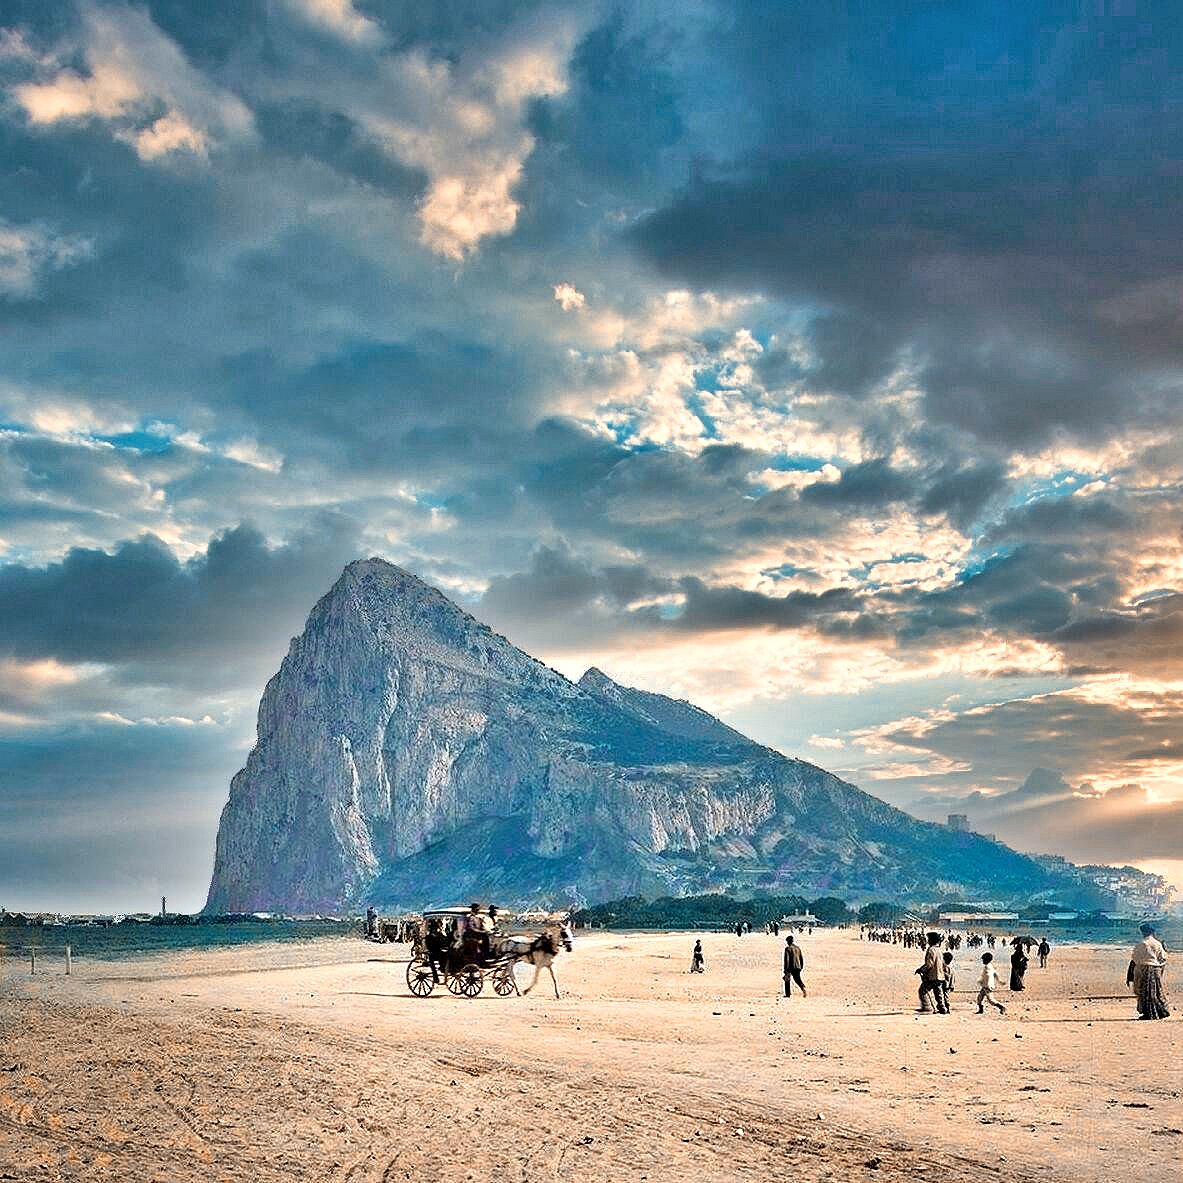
498;923;574;999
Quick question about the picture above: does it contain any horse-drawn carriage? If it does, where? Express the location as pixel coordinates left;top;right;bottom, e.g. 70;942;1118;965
404;905;572;999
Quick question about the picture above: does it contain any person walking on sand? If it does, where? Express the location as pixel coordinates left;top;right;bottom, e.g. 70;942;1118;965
783;935;806;997
976;952;1007;1015
690;939;705;973
1127;923;1170;1019
915;962;934;1012
1037;938;1050;969
919;932;948;1014
942;951;956;1010
1009;940;1028;992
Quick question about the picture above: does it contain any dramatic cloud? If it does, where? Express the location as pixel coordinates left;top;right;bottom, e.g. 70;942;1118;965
279;0;385;48
0;1;1179;907
629;4;1183;450
0;517;362;690
846;679;1183;868
12;3;254;161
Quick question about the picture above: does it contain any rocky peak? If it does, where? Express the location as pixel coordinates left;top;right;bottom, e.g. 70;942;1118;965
205;559;1098;914
578;666;612;691
311;556;576;694
579;664;756;748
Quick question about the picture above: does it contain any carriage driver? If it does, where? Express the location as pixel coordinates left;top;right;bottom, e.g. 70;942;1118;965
464;901;494;961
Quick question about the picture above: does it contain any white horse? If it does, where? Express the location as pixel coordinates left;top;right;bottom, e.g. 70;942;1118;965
501;923;574;999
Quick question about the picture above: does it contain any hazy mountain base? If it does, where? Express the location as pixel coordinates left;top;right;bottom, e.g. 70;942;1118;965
363;809;1106;914
206;559;1104;915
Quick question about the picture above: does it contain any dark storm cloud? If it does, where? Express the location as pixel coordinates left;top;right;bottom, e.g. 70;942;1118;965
481;423;1168;669
671;578;858;632
510;425;1003;572
527;9;684;188
481;544;666;619
917;460;1007;532
799;458;912;507
478;536;871;652
1124;741;1183;762
1053;592;1183;677
629;1;1183;447
478;542;671;649
981;493;1135;544
0;516;361;688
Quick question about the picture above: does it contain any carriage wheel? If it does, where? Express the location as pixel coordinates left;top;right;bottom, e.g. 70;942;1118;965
406;958;435;997
492;964;516;996
455;963;483;998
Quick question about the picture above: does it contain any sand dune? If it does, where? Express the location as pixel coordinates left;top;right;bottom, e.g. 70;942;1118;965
1;929;1177;1181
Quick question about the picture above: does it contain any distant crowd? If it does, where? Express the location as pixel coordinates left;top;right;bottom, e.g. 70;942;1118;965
861;925;1014;950
731;919;815;938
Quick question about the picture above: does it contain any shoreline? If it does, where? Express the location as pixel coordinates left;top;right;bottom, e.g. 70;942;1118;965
1;915;1170;967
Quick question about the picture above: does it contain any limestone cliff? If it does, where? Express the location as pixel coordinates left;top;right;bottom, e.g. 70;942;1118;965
205;558;1085;912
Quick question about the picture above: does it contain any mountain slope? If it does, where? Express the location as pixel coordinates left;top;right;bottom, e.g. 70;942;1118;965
205;558;1094;913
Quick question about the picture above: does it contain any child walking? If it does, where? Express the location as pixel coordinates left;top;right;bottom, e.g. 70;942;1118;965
976;952;1007;1015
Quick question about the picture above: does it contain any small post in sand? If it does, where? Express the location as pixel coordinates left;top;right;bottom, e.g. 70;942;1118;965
65;945;72;975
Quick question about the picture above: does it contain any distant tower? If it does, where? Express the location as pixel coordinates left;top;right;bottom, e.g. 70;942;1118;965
947;814;969;832
161;895;167;917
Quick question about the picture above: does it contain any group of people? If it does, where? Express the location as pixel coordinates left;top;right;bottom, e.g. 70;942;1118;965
732;919;815;938
914;932;1022;1014
687;923;1169;1020
864;925;1013;951
421;902;502;982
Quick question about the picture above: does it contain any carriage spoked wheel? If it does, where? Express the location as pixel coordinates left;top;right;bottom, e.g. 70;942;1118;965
491;964;516;996
452;963;484;998
406;958;436;997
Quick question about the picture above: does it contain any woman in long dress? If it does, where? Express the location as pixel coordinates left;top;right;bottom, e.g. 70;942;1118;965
1127;924;1170;1019
1009;943;1028;991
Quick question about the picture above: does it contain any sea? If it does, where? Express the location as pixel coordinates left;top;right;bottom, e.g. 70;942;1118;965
0;916;1177;963
901;918;1181;950
0;918;365;962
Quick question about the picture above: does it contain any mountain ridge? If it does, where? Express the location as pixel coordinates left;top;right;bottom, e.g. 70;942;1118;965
205;557;1099;913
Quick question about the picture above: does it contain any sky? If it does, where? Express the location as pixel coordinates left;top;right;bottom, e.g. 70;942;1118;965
1;0;1181;912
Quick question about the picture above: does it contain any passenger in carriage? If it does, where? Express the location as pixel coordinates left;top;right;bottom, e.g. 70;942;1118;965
424;918;449;984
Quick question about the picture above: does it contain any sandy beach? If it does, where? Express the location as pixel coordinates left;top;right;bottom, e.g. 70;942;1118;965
1;929;1178;1182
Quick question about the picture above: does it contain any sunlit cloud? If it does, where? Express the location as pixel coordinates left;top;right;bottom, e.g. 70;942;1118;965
278;0;384;48
11;3;253;162
553;282;586;312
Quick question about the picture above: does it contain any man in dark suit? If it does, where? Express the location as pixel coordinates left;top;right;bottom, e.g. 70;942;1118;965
783;935;807;997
